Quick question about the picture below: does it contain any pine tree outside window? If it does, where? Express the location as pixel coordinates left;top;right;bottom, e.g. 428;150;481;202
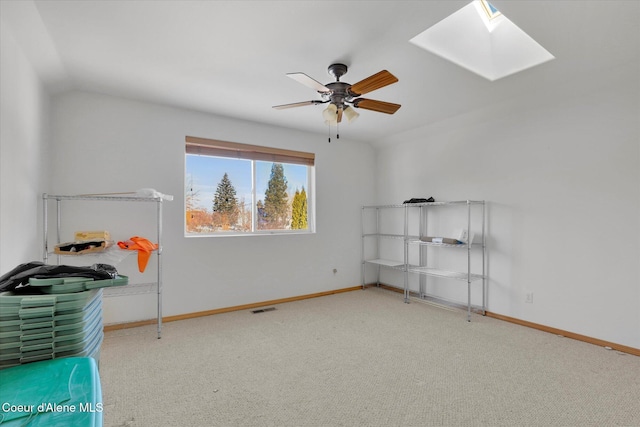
185;136;315;236
213;172;240;231
291;187;308;230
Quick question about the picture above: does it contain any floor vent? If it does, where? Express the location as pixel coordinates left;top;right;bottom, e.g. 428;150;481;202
251;307;276;314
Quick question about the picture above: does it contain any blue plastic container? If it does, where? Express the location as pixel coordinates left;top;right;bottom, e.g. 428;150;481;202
0;357;103;426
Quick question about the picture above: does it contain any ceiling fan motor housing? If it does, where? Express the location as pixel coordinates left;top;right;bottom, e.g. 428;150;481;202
324;64;360;109
322;82;353;109
327;63;348;81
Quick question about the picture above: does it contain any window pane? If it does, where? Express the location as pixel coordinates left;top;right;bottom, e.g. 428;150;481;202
256;161;308;231
185;150;312;236
186;155;252;234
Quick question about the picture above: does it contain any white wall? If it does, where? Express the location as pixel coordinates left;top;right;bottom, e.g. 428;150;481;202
0;22;50;275
373;63;640;348
3;5;636;351
49;91;375;324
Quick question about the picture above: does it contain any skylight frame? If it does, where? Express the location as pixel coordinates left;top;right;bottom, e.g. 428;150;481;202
409;0;555;81
480;0;501;20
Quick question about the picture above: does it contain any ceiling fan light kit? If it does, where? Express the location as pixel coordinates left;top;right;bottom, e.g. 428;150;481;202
342;105;359;123
322;103;338;122
323;105;358;126
274;63;401;141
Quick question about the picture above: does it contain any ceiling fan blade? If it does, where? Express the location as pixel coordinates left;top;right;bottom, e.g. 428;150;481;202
349;70;398;96
352;99;401;114
272;100;325;110
286;73;331;93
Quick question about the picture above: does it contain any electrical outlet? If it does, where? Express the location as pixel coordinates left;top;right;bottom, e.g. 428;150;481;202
525;292;534;304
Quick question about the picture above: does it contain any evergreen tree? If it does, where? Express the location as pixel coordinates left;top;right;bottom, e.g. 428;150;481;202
291;187;308;229
263;163;288;228
213;173;238;229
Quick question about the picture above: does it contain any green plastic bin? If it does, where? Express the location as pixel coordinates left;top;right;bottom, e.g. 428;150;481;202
0;299;102;345
0;289;104;370
0;357;103;426
28;275;128;294
0;289;102;321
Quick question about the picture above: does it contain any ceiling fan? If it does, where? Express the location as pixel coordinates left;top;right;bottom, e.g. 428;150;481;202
273;63;401;128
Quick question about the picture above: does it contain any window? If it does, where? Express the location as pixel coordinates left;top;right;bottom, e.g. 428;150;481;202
479;0;501;20
185;136;315;236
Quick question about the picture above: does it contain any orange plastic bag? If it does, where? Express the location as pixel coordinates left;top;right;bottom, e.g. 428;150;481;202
117;236;158;272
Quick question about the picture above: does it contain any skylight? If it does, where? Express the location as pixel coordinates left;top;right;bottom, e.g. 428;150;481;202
480;0;501;20
409;0;554;81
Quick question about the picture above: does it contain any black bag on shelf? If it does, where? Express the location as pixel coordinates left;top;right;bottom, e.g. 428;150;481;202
403;197;435;204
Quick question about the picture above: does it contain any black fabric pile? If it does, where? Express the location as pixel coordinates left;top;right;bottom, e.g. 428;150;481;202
0;262;117;293
403;197;435;204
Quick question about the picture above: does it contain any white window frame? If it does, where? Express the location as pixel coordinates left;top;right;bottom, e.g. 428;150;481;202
185;136;315;237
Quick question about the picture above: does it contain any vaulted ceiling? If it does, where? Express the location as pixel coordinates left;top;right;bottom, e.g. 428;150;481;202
2;1;638;145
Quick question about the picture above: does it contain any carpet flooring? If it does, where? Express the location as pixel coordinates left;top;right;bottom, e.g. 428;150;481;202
100;288;640;426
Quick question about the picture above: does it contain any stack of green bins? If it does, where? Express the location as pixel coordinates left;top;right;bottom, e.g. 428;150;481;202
0;275;126;370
